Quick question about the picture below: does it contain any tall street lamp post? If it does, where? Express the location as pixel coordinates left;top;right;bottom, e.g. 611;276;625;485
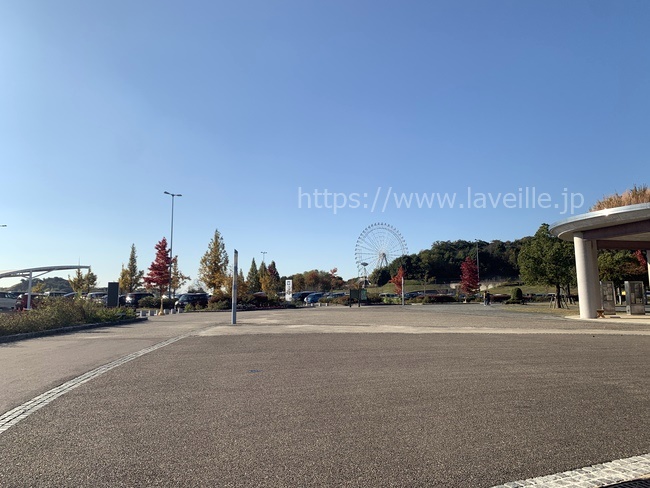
164;191;182;298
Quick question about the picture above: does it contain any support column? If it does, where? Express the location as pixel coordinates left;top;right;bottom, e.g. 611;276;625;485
574;232;600;319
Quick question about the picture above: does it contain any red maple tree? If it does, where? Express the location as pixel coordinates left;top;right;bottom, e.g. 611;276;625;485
389;266;405;296
144;237;171;311
460;256;479;296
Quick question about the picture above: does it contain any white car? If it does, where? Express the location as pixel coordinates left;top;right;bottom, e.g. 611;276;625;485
0;291;18;310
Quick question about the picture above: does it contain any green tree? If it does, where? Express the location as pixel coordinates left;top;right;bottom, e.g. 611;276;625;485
518;223;575;308
119;244;144;293
198;229;229;294
598;250;647;288
68;267;98;295
258;261;270;294
369;268;391;287
261;261;281;296
291;273;305;292
225;269;249;299
31;281;45;293
247;258;261;293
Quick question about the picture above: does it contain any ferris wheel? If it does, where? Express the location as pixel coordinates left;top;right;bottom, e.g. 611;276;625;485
354;223;408;277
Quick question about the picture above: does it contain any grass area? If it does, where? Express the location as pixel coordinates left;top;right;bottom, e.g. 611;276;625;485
366;281;556;297
498;302;580;316
0;298;137;337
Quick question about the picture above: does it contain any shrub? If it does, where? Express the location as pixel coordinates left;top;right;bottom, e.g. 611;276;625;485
409;295;457;304
424;295;457;304
208;299;230;311
0;299;136;337
504;288;525;305
137;297;175;309
330;296;353;306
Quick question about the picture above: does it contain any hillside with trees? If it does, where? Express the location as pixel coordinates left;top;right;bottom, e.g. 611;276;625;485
370;238;526;286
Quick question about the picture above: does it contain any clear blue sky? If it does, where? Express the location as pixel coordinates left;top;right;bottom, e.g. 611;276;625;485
1;0;649;289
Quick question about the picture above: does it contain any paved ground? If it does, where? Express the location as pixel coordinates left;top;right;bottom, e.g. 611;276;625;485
0;304;648;487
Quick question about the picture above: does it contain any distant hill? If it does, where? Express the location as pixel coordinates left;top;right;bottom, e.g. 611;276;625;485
4;276;73;293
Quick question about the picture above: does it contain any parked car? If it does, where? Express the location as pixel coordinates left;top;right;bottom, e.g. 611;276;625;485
324;292;346;300
125;292;154;308
292;291;315;301
86;292;108;303
44;291;68;298
0;291;18;310
304;292;325;304
15;293;44;311
175;293;210;310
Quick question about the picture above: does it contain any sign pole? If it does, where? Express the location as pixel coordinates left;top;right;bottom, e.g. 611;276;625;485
231;250;238;325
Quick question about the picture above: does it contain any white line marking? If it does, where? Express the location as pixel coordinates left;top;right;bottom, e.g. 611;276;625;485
490;453;650;487
0;333;194;434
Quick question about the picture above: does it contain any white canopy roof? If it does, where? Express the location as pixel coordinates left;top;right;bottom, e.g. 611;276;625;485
0;265;90;280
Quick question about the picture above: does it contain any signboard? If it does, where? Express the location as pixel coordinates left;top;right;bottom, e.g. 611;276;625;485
624;281;646;315
285;279;293;302
600;281;616;314
349;289;367;301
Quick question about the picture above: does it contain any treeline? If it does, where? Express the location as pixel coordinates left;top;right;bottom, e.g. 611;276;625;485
282;269;346;293
372;239;529;285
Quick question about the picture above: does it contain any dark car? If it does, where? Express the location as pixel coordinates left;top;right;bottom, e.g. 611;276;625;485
125;292;154;308
292;291;315;301
404;291;421;299
175;293;210;310
304;292;325;304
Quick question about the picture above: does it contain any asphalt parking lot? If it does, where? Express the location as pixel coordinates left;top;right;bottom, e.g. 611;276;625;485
0;305;649;487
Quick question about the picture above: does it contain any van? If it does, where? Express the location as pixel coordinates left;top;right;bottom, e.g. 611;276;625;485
0;291;17;310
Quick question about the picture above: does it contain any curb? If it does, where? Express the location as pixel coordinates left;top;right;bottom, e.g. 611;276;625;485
0;317;148;344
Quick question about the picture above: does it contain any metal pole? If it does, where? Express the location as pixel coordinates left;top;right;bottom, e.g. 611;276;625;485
231;250;238;325
169;195;174;298
476;240;480;289
26;271;34;310
164;192;182;298
401;276;404;306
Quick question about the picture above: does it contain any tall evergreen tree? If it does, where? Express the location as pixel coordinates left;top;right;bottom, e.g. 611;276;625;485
119;244;144;293
144;237;172;311
198;229;229;294
247;258;261;293
262;261;281;296
68;267;98;294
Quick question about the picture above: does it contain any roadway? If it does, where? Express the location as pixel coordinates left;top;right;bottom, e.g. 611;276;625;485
0;305;648;487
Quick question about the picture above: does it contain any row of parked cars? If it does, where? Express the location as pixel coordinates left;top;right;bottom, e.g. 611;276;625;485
291;291;348;304
0;290;212;311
